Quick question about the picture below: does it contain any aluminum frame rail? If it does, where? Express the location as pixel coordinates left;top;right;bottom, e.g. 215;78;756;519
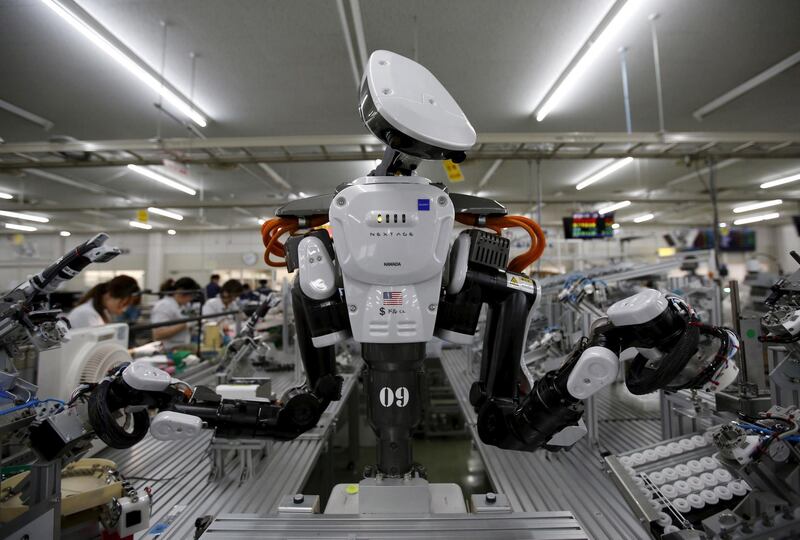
97;364;361;539
440;349;656;540
538;257;690;295
2;132;800;170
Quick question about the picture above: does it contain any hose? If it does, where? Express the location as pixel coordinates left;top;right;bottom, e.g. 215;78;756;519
456;213;547;272
87;380;150;449
260;215;329;267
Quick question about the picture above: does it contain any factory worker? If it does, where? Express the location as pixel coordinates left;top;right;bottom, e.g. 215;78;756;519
68;275;141;329
151;277;200;350
67;275;162;357
202;279;243;334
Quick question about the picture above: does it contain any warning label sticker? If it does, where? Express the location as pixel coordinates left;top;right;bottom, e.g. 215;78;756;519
507;273;535;294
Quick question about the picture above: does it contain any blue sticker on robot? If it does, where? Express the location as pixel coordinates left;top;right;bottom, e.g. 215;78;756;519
417;199;430;211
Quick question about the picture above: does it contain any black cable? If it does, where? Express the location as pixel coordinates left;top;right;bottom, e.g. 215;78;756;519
87;380;150;449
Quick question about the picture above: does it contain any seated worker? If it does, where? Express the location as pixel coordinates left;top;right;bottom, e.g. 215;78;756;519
68;275;141;329
205;274;221;300
239;283;259;302
68;275;161;356
202;279;243;335
151;277;200;350
256;279;272;297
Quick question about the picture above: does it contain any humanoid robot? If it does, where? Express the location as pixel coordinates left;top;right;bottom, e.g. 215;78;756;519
4;52;740;527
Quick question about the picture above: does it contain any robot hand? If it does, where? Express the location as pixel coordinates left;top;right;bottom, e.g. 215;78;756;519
472;289;739;453
60;361;337;452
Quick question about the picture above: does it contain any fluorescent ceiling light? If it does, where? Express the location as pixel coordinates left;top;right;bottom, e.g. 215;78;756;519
534;0;638;121
0;210;49;223
147;206;183;221
5;223;37;232
718;222;727;228
733;212;779;226
732;199;782;214
257;218;266;225
129;220;153;230
576;157;633;191
59;230;71;237
611;223;620;230
633;213;655;223
167;229;177;236
597;200;631;215
127;165;196;196
41;0;207;127
298;191;308;198
760;172;800;189
0;192;13;200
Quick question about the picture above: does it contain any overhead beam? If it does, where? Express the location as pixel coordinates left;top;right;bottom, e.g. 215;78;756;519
0;99;54;130
476;159;504;192
693;49;800;120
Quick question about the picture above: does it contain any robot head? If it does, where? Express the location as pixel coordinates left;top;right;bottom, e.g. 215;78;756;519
359;50;476;162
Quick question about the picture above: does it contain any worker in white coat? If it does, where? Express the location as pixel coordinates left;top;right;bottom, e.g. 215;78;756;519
202;279;243;336
151;277;201;350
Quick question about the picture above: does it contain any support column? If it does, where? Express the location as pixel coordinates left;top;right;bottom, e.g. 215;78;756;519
146;233;164;293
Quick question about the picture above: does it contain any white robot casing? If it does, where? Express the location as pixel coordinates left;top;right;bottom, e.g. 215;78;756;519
329;176;454;343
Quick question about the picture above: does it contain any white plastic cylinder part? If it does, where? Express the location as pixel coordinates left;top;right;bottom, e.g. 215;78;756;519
660;484;678;499
663;525;680;534
713;469;733;484
675;464;691;478
741;480;751;491
700;456;717;470
687;459;704;474
655;445;671;458
674;480;691;496
714;485;733;501
650;499;663;510
619;455;633;467
699;472;718;488
679;438;696;451
687;476;704;492
667;442;683;455
624;466;637;477
630;452;646;466
728;481;747;497
657;511;672;527
643;449;659;462
686;493;705;510
691;434;707;447
700;489;719;505
672;497;691;513
632;476;645;487
649;471;666;486
662;467;679;482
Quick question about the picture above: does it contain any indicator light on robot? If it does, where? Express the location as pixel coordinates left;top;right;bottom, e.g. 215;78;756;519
377;214;383;223
732;199;782;214
59;231;71;237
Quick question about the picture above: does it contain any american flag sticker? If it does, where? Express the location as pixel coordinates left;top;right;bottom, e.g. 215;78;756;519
382;291;403;305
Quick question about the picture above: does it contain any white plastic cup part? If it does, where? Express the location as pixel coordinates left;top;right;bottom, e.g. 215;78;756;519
619;455;633;467
700;489;719;505
674;480;691;496
650;499;663;510
700;456;717;470
679;438;696;451
700;472;718;488
660;484;678;499
639;485;651;496
633;476;645;486
664;525;680;534
667;442;683;455
643;449;659;462
687;493;705;509
687;476;704;492
741;480;751;491
691;435;707;447
655;445;671;458
728;481;747;497
657;511;673;527
662;467;679;481
713;469;733;484
687;460;704;474
672;497;691;513
630;452;646;465
675;464;691;478
714;485;733;501
625;466;637;477
649;472;666;486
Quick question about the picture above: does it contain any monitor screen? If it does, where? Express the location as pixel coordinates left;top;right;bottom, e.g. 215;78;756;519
563;212;614;239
